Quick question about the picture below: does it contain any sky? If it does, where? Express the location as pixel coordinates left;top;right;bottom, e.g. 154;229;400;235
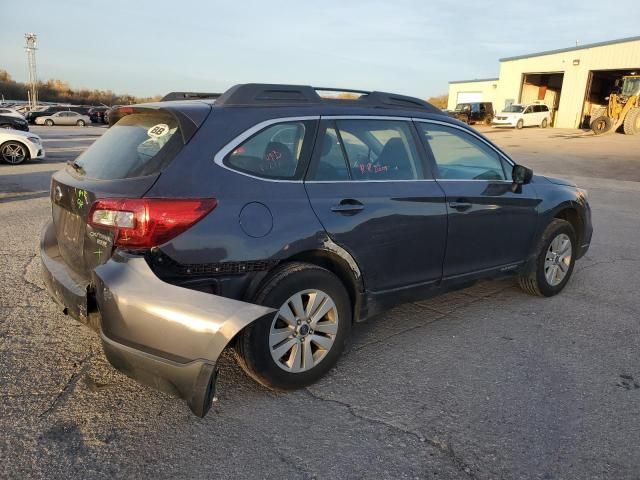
1;0;639;99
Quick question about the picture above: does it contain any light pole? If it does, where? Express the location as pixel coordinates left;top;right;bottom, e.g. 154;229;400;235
24;33;38;108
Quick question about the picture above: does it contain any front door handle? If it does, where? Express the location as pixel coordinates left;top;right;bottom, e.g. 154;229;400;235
449;201;472;212
331;199;364;215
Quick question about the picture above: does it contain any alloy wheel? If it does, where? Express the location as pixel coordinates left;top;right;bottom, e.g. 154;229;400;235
1;143;27;164
269;289;339;373
544;233;572;286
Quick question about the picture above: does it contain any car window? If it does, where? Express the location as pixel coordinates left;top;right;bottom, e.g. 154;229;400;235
524;107;533;114
226;121;312;179
417;123;506;181
74;112;182;180
334;119;424;180
309;126;351;181
540;105;549;112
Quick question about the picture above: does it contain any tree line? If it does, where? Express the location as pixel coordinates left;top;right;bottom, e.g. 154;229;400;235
0;70;160;106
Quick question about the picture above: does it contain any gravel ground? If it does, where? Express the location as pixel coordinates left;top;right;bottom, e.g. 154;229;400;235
1;125;639;479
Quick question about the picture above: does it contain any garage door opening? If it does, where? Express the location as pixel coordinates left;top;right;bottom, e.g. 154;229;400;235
581;68;640;128
520;72;564;126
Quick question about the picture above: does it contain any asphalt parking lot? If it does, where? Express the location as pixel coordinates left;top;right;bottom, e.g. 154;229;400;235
1;124;639;479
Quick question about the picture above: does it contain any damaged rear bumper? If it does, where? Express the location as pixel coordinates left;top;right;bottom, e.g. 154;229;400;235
40;220;275;417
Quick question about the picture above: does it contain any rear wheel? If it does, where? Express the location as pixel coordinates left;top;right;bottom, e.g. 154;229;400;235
540;118;548;128
44;119;54;126
76;119;86;127
484;115;493;126
623;107;640;135
0;141;29;164
591;116;612;135
518;219;576;297
235;262;352;390
516;119;524;129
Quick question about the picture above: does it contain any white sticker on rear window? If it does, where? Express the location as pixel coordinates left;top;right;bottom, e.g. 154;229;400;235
148;124;170;138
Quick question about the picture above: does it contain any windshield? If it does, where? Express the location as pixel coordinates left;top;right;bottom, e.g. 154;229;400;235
74;112;182;179
503;105;524;113
621;78;640;97
455;104;470;112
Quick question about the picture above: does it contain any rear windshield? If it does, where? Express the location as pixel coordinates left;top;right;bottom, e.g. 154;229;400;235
73;112;182;179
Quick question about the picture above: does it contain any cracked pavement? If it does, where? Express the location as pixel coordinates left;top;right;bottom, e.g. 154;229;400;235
1;126;639;479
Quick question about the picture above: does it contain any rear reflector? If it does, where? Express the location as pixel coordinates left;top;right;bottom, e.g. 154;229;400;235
88;198;217;248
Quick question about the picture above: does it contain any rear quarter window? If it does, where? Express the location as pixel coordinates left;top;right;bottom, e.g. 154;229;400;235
74;112;182;180
224;120;316;180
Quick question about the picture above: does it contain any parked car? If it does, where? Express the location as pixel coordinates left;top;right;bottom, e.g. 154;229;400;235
40;83;592;417
0;128;45;164
35;111;91;126
26;105;91;124
0;113;29;131
493;102;552;129
448;102;494;125
103;105;122;125
88;106;108;124
0;107;26;120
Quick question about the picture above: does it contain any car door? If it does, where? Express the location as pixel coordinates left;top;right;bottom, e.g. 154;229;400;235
522;105;536;127
55;112;68;125
305;118;447;291
415;120;540;278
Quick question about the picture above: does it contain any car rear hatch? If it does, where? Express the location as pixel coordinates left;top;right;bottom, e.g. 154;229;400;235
50;102;212;279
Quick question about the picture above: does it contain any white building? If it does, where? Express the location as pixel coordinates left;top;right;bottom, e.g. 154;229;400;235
447;36;640;128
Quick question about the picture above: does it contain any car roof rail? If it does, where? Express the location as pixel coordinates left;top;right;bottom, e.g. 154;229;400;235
214;83;442;113
161;92;222;101
215;84;323;106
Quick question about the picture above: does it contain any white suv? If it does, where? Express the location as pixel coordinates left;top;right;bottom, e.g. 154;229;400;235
493;102;551;129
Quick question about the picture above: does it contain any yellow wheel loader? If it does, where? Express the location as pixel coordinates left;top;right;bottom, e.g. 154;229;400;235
591;75;640;135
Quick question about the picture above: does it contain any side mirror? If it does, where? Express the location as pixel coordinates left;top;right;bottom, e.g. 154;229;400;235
512;164;533;185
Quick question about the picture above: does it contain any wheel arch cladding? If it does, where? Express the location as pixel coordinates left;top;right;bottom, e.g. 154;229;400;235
271;249;363;322
553;206;583;247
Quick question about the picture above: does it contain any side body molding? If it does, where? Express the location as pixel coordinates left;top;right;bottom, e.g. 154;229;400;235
92;252;276;416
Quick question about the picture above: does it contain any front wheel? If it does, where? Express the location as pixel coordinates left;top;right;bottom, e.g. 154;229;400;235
1;141;29;164
44;119;54;126
623;107;640;135
235;262;352;390
518;219;576;297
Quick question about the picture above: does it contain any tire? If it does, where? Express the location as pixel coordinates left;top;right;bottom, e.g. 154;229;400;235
77;120;86;126
0;141;29;165
589;107;606;127
1;124;13;129
518;219;576;297
541;118;548;128
516;119;524;129
44;119;54;126
235;262;352;390
623;107;640;135
591;116;612;135
484;115;493;126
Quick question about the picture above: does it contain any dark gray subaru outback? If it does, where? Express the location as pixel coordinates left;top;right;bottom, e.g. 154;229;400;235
41;84;592;417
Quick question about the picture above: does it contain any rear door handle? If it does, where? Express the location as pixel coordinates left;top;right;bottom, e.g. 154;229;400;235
449;201;472;212
331;199;364;215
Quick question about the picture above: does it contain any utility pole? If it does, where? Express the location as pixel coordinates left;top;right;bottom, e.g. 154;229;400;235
24;33;38;108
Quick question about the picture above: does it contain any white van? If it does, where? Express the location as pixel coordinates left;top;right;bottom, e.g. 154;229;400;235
493;102;552;129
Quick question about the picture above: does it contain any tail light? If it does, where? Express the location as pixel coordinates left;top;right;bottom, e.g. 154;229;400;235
88;198;217;248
